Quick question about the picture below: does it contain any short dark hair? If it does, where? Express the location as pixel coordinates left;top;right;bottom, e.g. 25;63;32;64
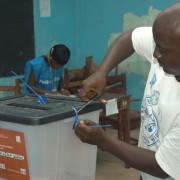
50;44;70;65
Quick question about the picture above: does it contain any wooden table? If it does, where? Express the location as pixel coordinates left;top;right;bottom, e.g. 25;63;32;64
100;93;131;145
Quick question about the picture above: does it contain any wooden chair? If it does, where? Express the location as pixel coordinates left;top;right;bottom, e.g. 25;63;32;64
63;56;98;94
84;56;140;142
99;74;141;144
63;67;85;94
99;74;140;168
0;79;22;95
84;56;98;78
99;93;130;140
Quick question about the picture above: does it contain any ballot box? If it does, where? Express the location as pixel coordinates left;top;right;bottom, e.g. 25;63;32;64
0;94;102;180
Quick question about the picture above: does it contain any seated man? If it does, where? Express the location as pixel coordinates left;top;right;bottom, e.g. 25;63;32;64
23;44;70;95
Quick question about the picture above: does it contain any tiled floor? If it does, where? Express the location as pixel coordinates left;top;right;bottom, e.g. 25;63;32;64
95;127;140;180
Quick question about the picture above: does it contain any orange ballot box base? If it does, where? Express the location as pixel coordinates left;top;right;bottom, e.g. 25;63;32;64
0;94;102;180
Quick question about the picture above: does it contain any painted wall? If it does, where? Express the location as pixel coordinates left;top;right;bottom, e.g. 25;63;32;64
0;0;178;105
33;0;77;66
77;0;178;109
0;0;77;97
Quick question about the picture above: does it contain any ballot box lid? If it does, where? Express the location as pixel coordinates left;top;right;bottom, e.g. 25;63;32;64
0;94;103;125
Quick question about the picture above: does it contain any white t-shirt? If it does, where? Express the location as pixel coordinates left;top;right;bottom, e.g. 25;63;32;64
132;27;180;180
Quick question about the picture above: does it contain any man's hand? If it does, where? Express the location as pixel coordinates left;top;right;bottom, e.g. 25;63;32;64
78;71;107;101
75;119;108;147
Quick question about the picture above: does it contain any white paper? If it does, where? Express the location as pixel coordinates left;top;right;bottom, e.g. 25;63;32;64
105;98;118;116
40;0;51;17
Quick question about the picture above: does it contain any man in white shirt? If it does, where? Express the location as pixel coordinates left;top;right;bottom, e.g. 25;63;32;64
75;2;180;180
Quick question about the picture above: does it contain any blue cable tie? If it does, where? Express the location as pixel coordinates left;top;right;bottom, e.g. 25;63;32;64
72;107;80;129
72;107;111;129
11;71;48;105
89;124;112;128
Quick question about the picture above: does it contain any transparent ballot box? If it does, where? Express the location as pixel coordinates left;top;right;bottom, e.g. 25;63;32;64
0;94;102;180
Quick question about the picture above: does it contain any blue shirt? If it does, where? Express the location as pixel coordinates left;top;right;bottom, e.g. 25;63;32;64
23;56;64;94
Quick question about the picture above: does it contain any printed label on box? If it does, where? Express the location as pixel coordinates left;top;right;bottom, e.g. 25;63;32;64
0;128;30;180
